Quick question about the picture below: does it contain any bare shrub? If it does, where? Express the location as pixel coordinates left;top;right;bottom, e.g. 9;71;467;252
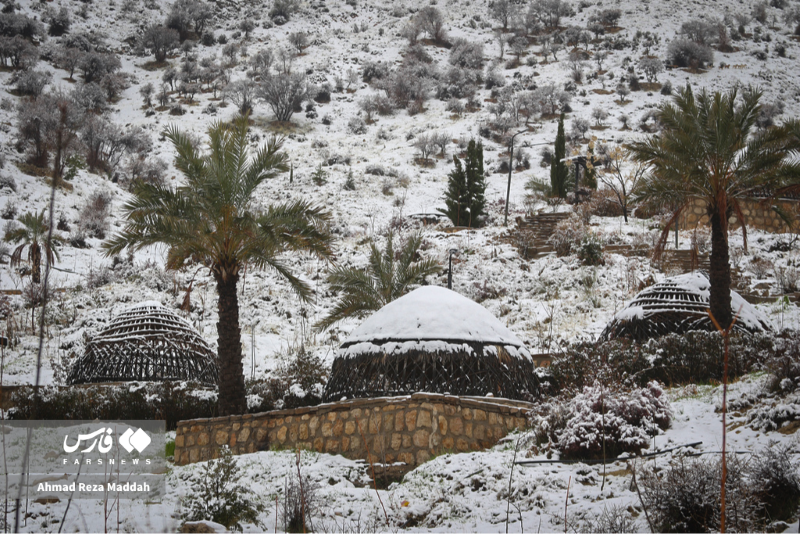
280;470;321;532
750;442;800;521
580;504;639;533
548;215;588;256
748;256;774;278
259;73;309;121
638;455;763;533
78;190;113;239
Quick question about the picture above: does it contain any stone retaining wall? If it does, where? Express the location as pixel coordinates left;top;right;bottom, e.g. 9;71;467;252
174;393;532;468
680;197;799;233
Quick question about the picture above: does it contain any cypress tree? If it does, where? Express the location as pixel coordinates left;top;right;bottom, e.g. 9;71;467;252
439;154;469;227
584;137;597;189
465;140;486;227
550;112;569;198
439;140;486;227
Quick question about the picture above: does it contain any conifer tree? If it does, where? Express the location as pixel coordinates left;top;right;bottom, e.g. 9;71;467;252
439;140;485;227
465;140;486;226
550;112;570;197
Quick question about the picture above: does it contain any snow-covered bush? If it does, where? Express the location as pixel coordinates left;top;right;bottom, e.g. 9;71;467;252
579;504;639;533
666;38;714;68
449;38;484;69
12;69;52;98
548;215;589;256
182;446;264;531
552;381;672;459
269;0;299;23
347;116;367;134
362;60;390;82
576;233;604;266
275;345;329;408
547;331;776;393
484;68;505;89
762;329;800;392
751;442;800;521
638;455;761;533
0;174;16;192
78;190;113;239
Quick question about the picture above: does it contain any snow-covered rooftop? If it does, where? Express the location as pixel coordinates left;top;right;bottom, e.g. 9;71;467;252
601;272;774;341
343;286;527;347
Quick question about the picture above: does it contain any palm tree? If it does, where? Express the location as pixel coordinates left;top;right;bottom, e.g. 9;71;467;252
104;116;334;415
628;86;800;329
6;209;61;284
316;232;441;330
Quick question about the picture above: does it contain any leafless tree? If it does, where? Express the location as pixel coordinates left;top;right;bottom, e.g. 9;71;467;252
249;48;274;77
416;6;447;43
413;132;435;162
258;73;309;121
288;31;308;52
140;82;154;107
597;146;645;222
54;46;81;80
16;90;83;178
489;0;518;30
224;79;258;115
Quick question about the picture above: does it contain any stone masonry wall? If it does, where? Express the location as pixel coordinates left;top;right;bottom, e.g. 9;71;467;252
679;197;799;233
174;393;531;468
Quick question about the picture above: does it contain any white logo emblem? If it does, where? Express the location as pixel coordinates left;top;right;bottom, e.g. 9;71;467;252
119;428;152;453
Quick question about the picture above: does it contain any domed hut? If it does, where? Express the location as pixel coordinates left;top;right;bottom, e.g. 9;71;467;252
324;286;539;402
68;301;218;386
600;272;772;342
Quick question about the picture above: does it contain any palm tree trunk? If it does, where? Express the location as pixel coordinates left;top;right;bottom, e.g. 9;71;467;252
31;245;41;285
215;273;247;416
709;211;732;330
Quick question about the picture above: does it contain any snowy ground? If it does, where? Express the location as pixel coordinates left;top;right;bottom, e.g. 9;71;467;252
5;373;797;533
0;0;799;530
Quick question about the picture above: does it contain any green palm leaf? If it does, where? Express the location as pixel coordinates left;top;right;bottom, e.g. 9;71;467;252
317;231;441;331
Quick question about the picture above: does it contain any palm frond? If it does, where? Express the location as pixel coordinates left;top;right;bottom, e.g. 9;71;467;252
317;231;440;331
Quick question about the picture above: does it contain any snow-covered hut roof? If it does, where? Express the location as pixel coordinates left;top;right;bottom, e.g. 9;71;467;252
344;286;527;348
599;272;773;342
68;302;218;385
325;287;539;402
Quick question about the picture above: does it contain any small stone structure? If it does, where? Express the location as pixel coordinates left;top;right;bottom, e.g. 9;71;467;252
679;197;799;234
174;393;531;468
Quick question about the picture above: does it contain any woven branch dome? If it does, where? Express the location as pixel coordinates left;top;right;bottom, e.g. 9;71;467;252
324;286;539;402
599;272;773;342
68;301;218;385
